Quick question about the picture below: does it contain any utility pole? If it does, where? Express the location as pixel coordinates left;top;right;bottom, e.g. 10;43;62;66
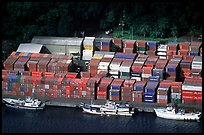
119;21;124;38
131;26;133;40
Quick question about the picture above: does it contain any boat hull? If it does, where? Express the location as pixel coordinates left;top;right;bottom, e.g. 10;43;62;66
154;108;201;121
3;98;45;110
82;104;134;117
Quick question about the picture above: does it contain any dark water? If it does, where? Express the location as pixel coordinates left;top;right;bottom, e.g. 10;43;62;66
2;105;202;133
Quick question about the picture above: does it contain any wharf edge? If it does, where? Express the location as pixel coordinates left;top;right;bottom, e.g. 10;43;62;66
2;94;202;113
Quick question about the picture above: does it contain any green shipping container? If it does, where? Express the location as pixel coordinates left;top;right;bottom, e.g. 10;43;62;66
138;47;146;51
171;98;182;104
120;72;130;77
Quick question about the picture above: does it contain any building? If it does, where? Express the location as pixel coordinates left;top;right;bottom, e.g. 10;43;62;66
31;36;84;59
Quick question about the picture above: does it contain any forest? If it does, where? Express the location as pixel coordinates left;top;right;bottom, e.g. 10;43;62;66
2;2;202;45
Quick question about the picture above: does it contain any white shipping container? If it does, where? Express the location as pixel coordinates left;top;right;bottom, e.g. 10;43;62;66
45;84;49;89
157;95;168;100
119;66;131;72
131;77;141;81
109;64;121;70
171;93;182;99
157;52;167;56
191;63;202;69
157;44;167;52
159;56;167;59
104;54;114;58
109;71;119;75
141;73;152;78
182;84;202;91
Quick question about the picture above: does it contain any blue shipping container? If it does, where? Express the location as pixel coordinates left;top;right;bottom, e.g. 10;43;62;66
109;91;120;96
124;54;135;59
134;85;145;91
188;51;198;56
149;76;160;82
101;41;109;46
110;85;121;90
147;41;157;46
152;69;163;79
166;66;176;72
131;72;142;77
145;87;156;93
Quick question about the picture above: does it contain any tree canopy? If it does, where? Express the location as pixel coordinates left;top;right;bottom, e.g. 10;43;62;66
2;2;202;43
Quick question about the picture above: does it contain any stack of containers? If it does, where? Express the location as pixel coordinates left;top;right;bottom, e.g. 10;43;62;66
112;38;123;52
136;40;147;54
80;71;91;78
123;40;136;53
82;37;95;60
200;46;202;56
14;56;30;71
86;77;101;100
153;59;168;81
97;77;113;100
88;58;101;77
166;42;178;59
99;38;112;51
109;58;123;78
65;72;78;78
143;81;159;103
188;41;202;56
182;76;202;105
146;41;159;56
98;57;112;74
179;56;194;82
26;54;42;72
131;54;148;81
132;81;147;102
157;80;171;104
165;57;182;81
157;44;167;59
171;81;182;104
78;78;91;99
122;79;136;101
62;78;72;98
3;52;20;70
109;78;124;101
178;42;190;56
191;56;202;77
37;57;51;72
92;51;104;59
68;78;80;99
119;59;133;79
142;56;159;81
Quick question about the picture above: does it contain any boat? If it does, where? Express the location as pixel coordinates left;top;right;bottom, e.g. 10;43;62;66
82;100;135;116
154;104;202;122
2;96;46;110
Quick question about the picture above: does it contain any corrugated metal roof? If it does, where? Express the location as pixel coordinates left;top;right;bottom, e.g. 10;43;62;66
16;43;43;53
31;36;83;46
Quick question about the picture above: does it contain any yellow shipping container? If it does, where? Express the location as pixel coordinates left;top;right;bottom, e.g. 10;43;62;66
84;45;93;50
92;56;103;59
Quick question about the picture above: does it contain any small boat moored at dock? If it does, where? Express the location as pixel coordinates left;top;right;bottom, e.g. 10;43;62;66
154;104;201;122
2;96;46;110
82;100;135;117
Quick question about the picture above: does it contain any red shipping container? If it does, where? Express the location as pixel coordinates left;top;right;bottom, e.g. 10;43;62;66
157;99;168;104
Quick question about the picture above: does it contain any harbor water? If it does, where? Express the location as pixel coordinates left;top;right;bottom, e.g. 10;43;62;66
2;105;202;133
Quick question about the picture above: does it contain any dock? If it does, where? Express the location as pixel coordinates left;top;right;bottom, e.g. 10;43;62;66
2;94;202;113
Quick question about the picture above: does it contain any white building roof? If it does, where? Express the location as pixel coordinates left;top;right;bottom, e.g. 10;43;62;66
16;43;43;53
31;36;83;46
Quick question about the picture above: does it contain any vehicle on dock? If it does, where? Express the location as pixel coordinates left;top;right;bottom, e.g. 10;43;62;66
82;100;135;117
2;96;45;110
154;104;201;122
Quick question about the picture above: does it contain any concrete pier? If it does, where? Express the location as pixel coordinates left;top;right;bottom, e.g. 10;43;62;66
2;94;202;113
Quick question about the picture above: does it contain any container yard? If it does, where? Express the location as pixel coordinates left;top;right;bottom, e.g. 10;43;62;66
2;36;202;113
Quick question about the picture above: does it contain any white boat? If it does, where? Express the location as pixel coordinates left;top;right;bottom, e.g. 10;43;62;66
2;96;46;110
82;100;135;117
154;104;201;122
